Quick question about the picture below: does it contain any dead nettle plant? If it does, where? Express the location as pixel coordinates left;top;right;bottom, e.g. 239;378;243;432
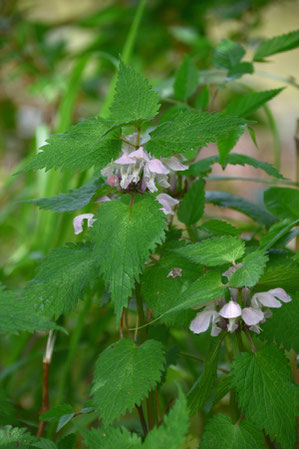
2;29;299;449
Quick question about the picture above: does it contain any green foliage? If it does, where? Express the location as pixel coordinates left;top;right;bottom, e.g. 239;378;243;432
264;187;299;220
212;39;253;79
147;110;247;157
28;177;103;212
261;291;299;352
175;236;245;266
229;250;268;287
92;338;165;426
205;191;277;226
254;29;299;61
19;117;121;173
25;243;98;319
174;55;198;101
109;61;160;125
195;86;210;110
217;126;246;167
258;262;299;293
40;404;73;422
92;194;166;322
0;426;33;448
177;179;205;226
224;88;284;117
200;219;240;236
260;219;299;249
0;284;61;334
231;344;298;449
200;415;266;449
83;426;141;449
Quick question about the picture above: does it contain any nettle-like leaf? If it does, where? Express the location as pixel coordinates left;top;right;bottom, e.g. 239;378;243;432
200;219;240;236
175;236;245;266
27;177;103;212
25;243;98;319
253;29;299;61
19;117;121;173
260;218;299;250
205;191;277;226
92;338;165;426
0;284;61;334
195;86;210;111
231;344;299;449
229;250;268;287
141;245;203;326
0;426;34;448
83;426;142;449
200;415;266;449
177;179;205;226
212;39;253;79
92;194;166;321
187;153;283;179
143;389;189;449
258;262;299;293
261;290;299;352
224;88;283;117
109;60;160;126
217;126;246;167
174;55;198;101
146;109;247;158
264;187;299;220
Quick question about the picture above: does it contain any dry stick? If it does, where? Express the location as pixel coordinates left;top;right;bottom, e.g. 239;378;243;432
37;330;56;437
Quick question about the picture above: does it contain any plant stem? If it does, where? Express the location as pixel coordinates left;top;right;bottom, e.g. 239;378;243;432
243;328;256;353
136;404;148;436
179;352;229;374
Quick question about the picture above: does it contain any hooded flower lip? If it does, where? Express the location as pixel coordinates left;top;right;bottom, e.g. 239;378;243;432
241;307;264;326
219;300;242;319
268;288;292;303
189;307;222;337
147;159;169;175
114;152;135;165
162;156;188;172
251;292;282;309
130;147;149;161
73;213;96;235
156;193;179;215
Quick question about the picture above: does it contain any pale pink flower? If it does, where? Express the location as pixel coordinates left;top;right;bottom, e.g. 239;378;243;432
156;193;179;215
73;213;96;235
241;307;264;326
190;306;222;337
162;156;188;171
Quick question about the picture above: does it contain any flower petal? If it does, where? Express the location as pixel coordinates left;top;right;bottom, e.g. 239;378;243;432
251;292;282;308
219;300;242;318
115;152;135;165
163;156;188;171
130;147;148;160
147;159;169;174
156;193;179;215
268;288;292;303
73;213;96;235
189;311;214;334
242;307;264;326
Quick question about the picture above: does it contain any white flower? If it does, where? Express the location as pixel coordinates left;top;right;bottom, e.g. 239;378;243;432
251;288;291;309
190;305;222;337
73;213;96;235
156;193;179;215
219;300;242;334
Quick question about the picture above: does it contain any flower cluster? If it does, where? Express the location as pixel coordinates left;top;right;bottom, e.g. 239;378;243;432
190;287;292;336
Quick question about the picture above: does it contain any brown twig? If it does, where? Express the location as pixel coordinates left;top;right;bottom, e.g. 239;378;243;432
135;404;148;436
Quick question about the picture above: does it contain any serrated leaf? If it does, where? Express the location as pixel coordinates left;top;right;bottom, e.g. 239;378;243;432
213;39;245;70
187;338;221;415
227;61;253;80
19;117;121;173
174;55;198;101
27;177;103;212
92;194;166;322
40;404;73;422
217;126;246;167
231;344;298;449
260;219;299;250
195;86;209;110
109;61;160;125
224;88;284;117
0;426;33;448
200;415;266;449
229;250;268;287
31;439;58;449
261;290;299;352
57;413;75;432
264;187;299;220
258;263;299;293
146;110;247;158
163;271;225;316
177;179;205;226
254;30;299;61
205;191;277;226
175;236;245;266
0;284;62;335
143;389;189;449
25;243;98;319
92;338;165;426
200;220;240;236
83;426;142;449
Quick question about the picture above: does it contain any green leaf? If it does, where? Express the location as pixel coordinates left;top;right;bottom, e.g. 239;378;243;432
175;236;245;266
213;39;245;70
177;179;205;226
19;117;121;173
163;271;225;315
200;219;240;236
200;415;266;449
260;219;299;250
258;262;299;293
92;338;165;426
174;55;198;101
143;389;189;449
27;177;103;212
25;243;98;319
227;61;253;80
0;426;33;448
224;88;284;117
217;126;246;167
264;187;299;220
83;427;141;449
92;194;166;322
231;344;298;449
254;30;299;61
0;284;62;335
57;413;75;432
40;404;73;422
109;60;160;125
229;250;268;287
147;110;247;158
31;439;58;449
205;191;277;226
195;86;210;111
187;338;221;416
261;291;299;352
